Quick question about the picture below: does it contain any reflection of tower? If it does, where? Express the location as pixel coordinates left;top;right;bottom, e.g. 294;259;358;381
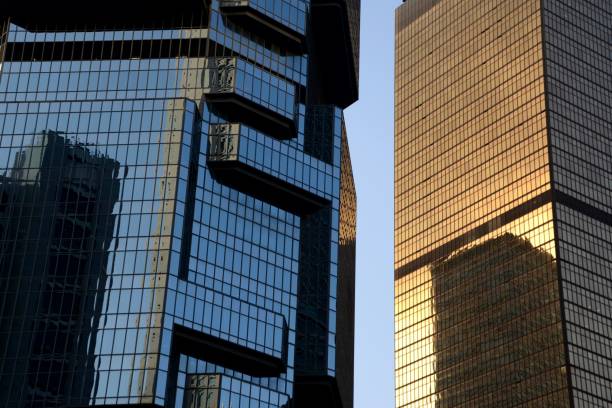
0;131;120;407
430;234;563;408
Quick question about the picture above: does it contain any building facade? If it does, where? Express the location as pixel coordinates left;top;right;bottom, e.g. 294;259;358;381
0;1;358;407
395;0;611;407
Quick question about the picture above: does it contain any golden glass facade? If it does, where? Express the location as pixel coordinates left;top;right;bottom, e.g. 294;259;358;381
396;0;612;406
395;0;550;266
392;0;612;406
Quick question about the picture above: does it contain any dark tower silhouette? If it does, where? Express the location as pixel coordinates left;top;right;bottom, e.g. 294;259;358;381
431;234;564;407
0;132;120;406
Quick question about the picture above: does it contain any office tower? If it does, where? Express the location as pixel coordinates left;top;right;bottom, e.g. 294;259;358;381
0;1;359;407
395;1;611;407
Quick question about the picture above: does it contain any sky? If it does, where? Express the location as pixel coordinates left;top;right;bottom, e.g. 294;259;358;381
344;0;398;407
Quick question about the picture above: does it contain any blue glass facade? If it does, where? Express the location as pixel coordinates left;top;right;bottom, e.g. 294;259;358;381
0;1;358;407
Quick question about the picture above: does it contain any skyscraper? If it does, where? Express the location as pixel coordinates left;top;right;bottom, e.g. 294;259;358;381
0;131;121;407
0;1;358;407
395;1;611;407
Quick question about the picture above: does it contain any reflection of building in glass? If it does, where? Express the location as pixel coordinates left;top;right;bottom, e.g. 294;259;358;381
431;234;564;407
0;0;359;406
395;0;612;407
0;131;120;407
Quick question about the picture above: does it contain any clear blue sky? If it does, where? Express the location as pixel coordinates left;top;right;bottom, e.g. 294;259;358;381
344;0;398;407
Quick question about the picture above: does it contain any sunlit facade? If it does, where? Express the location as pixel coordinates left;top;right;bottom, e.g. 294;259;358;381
395;0;612;407
0;1;358;407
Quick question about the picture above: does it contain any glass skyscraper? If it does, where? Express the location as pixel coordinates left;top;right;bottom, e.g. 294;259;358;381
0;1;358;407
395;0;611;407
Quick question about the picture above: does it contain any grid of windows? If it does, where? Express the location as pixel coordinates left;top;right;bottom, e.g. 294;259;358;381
221;0;308;36
396;0;612;407
0;0;358;407
202;57;297;121
545;0;612;214
0;98;197;406
207;123;337;199
395;0;549;266
556;206;612;408
395;0;571;406
175;355;291;408
394;205;569;408
543;1;612;406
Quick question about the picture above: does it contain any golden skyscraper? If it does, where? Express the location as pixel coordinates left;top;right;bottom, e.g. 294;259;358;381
395;0;612;407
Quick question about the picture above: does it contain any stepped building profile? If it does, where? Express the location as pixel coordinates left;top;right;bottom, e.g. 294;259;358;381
0;1;359;407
